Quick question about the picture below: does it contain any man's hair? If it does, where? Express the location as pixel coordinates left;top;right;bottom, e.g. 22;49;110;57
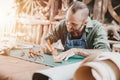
69;1;89;18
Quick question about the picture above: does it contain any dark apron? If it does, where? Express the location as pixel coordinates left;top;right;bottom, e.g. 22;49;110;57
64;32;88;51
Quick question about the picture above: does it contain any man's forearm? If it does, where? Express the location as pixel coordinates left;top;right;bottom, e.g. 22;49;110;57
72;48;102;57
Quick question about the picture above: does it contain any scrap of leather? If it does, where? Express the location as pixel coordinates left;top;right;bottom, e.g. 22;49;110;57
74;52;120;80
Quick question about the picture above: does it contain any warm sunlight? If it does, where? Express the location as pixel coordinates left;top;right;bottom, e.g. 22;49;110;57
0;0;16;41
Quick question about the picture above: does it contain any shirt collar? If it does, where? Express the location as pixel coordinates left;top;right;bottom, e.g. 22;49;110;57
85;17;93;33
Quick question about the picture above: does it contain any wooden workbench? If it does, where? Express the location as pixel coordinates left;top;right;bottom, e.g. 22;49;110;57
0;55;49;80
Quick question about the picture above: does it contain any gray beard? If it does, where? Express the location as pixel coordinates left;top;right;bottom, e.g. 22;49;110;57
69;25;85;39
69;31;81;39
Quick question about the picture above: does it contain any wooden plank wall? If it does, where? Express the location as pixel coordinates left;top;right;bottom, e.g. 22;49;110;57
14;19;58;45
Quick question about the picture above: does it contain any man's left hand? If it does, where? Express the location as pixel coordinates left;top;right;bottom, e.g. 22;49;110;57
56;49;76;61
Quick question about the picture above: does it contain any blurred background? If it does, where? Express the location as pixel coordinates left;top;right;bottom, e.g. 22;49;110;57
0;0;119;46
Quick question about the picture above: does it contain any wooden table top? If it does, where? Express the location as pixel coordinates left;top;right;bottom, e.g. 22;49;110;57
0;55;50;80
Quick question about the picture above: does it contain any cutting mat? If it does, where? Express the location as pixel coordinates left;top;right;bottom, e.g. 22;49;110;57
9;43;84;67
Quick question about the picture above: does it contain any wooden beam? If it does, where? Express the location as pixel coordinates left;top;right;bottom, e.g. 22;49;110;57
108;0;120;24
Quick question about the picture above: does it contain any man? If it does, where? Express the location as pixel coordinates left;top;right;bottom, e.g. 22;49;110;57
41;1;111;61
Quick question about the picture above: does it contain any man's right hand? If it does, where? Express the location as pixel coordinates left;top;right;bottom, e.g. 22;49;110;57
40;43;53;55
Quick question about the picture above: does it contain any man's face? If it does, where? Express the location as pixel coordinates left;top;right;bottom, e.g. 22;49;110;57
66;10;85;33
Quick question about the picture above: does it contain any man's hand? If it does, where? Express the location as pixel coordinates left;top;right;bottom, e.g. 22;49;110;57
56;49;76;61
41;40;62;62
56;48;93;61
40;39;64;55
40;40;58;56
40;43;53;55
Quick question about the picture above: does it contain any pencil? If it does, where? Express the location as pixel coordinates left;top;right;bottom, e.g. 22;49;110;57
47;39;58;56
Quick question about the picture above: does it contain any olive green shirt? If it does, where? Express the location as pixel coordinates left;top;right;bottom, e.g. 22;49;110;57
45;18;111;52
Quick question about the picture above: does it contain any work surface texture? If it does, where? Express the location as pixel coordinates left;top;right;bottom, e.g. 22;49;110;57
9;46;84;67
0;41;84;80
0;55;49;80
